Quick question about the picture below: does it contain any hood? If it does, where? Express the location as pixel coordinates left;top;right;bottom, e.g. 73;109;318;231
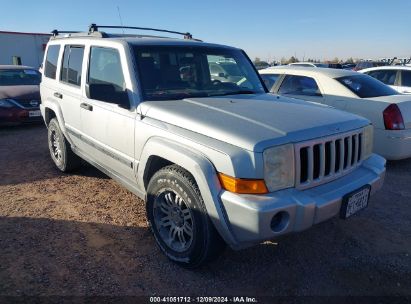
141;94;369;152
0;85;40;100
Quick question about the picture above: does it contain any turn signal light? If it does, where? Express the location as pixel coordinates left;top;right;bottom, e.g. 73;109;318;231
218;173;269;194
383;104;405;130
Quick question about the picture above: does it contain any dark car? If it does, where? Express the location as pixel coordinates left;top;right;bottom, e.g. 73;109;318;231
342;63;356;70
0;65;42;126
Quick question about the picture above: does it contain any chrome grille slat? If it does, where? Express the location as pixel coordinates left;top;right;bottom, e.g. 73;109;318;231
347;136;352;169
339;139;344;172
307;146;314;182
353;134;359;164
330;141;336;174
295;129;364;190
319;143;325;179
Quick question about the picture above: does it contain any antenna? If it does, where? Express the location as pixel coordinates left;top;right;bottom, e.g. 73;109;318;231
117;6;125;34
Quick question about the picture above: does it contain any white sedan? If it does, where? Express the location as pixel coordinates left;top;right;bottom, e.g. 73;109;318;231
259;66;411;160
360;66;411;94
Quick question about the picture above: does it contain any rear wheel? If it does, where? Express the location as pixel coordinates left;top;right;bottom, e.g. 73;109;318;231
48;118;81;172
146;164;225;268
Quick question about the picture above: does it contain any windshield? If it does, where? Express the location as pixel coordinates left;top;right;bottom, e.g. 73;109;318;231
336;74;399;98
133;46;266;101
0;69;41;86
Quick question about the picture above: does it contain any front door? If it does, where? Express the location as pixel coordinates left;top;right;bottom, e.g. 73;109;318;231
80;46;136;182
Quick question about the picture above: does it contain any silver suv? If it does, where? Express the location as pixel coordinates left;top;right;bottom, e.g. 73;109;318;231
40;24;386;268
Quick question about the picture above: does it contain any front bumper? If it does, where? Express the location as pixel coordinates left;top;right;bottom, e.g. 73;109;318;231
0;107;42;126
220;154;386;249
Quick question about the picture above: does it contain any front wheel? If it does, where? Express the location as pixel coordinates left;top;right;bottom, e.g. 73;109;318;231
146;165;225;268
48;118;81;172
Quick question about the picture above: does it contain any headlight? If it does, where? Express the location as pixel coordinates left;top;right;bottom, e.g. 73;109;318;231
0;99;15;108
263;143;295;192
363;124;374;159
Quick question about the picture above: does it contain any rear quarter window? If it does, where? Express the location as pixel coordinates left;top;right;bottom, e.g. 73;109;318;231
44;45;61;79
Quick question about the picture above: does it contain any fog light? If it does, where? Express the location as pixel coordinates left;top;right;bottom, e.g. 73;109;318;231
270;211;290;233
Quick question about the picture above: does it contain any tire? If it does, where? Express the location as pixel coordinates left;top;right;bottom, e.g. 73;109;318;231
146;164;225;268
48;118;81;172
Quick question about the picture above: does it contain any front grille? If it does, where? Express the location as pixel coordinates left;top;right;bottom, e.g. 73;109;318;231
295;129;363;189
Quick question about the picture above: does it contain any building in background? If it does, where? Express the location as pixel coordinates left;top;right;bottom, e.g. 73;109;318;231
0;31;51;68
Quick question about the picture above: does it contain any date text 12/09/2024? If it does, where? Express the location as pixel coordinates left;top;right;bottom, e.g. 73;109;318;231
149;296;258;303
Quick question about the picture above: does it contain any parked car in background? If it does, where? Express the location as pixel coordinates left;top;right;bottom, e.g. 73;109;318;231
360;66;411;94
260;66;411;160
342;63;356;70
209;61;244;83
289;62;329;68
40;25;385;267
253;61;270;70
289;62;342;69
0;65;42;126
353;61;387;71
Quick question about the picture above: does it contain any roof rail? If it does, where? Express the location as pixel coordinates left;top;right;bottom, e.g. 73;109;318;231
50;29;107;39
88;23;197;40
51;30;80;37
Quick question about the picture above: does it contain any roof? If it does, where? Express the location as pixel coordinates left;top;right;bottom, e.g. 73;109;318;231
0;65;37;70
360;66;411;72
126;37;235;49
260;66;358;78
50;34;238;50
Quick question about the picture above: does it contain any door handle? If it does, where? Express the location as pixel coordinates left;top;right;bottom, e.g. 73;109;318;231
54;92;63;99
80;103;93;111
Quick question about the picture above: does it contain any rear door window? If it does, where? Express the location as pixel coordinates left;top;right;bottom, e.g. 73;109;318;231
401;71;411;87
366;70;397;85
278;75;322;96
60;45;85;86
44;45;61;79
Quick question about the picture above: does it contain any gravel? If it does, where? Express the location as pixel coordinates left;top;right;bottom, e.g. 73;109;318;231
0;124;410;297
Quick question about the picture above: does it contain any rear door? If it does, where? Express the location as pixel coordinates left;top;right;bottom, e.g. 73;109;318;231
80;45;136;182
57;44;86;148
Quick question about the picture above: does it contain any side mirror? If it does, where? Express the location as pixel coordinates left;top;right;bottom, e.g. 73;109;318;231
86;83;130;109
218;72;226;78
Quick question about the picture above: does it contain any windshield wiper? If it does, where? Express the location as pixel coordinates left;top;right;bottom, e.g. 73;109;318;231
208;90;257;97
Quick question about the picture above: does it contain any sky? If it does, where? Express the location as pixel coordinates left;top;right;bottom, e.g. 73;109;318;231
1;0;410;62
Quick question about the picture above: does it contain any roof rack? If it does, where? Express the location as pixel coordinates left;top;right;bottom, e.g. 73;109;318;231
50;24;201;41
88;24;200;40
51;30;80;37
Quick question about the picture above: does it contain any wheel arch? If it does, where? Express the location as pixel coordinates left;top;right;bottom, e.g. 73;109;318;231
138;137;237;247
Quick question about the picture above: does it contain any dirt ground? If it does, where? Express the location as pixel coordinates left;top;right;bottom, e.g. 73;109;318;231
0;125;410;298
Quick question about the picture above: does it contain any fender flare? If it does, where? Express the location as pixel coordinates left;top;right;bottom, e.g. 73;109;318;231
138;136;238;247
41;100;75;146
